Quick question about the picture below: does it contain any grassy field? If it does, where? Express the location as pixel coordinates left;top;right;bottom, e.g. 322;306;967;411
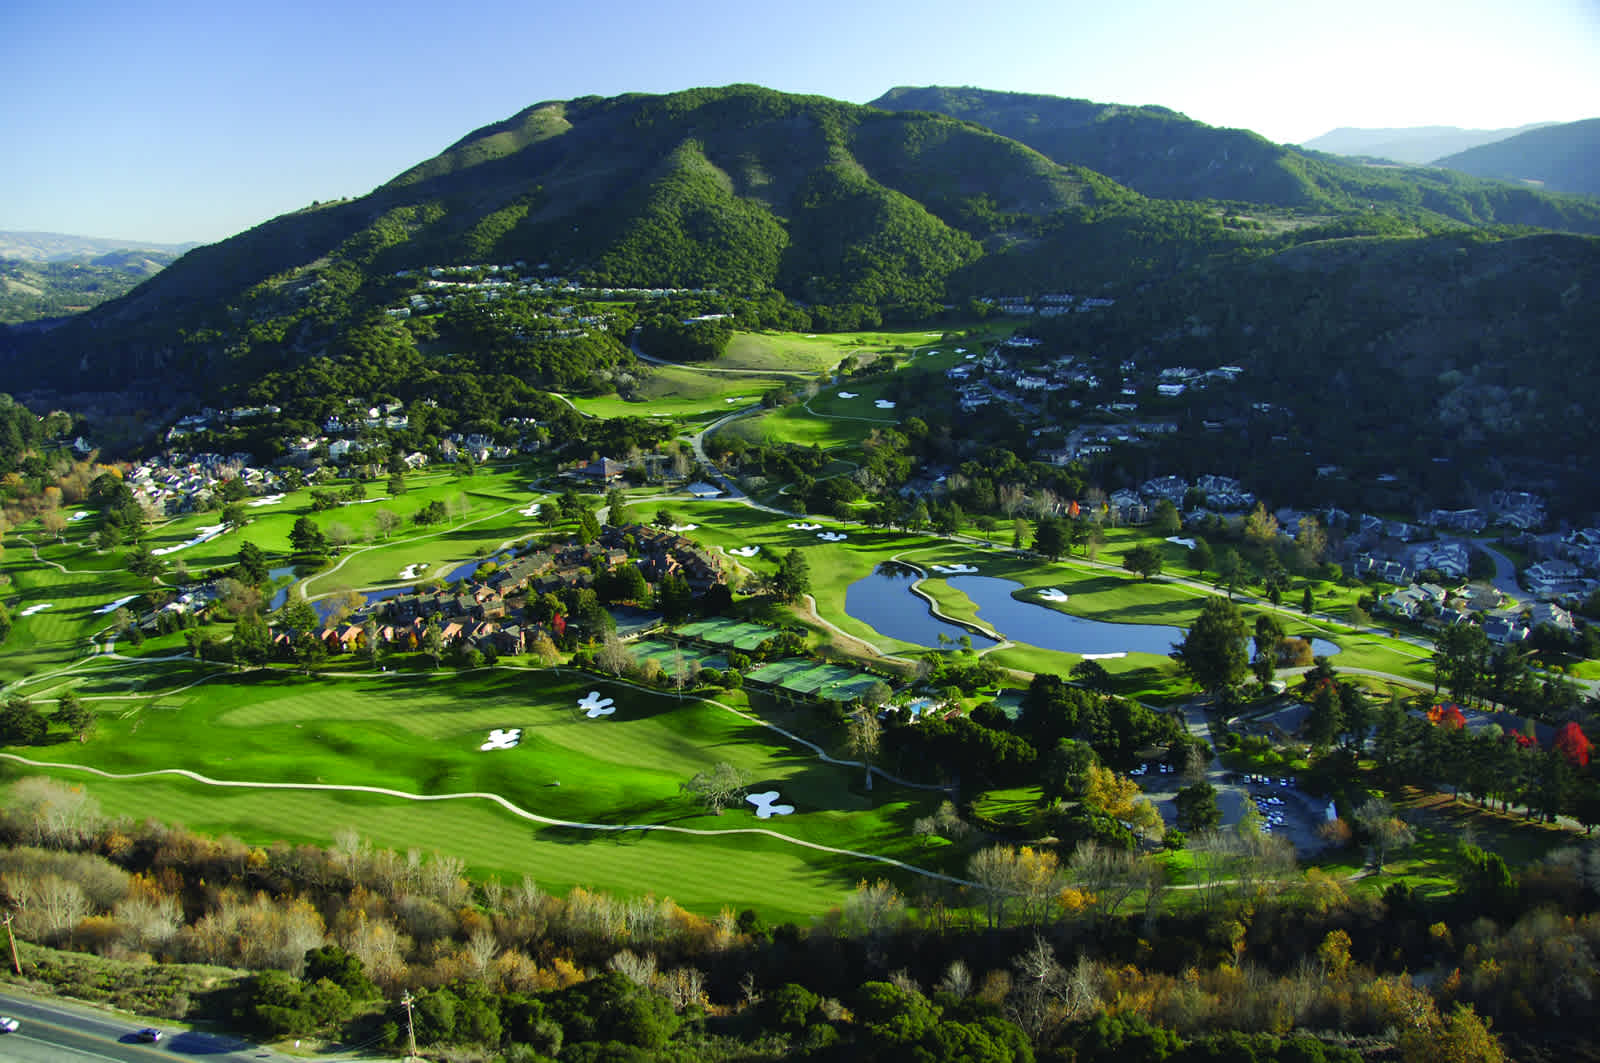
1;667;951;917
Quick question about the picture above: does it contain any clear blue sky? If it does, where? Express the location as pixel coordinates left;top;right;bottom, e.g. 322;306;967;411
4;0;1596;244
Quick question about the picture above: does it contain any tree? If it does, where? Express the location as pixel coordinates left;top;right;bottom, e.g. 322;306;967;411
846;706;882;789
1041;739;1097;802
1553;721;1592;767
0;600;10;648
1214;547;1242;597
1189;538;1214;574
604;487;631;528
277;598;319;635
772;549;811;603
373;509;401;540
1;696;48;745
237;541;270;585
53;690;94;742
1171;596;1250;699
420;624;445;668
1175;781;1222;833
39;509;68;542
681;762;748;814
387;472;407;496
577;509;601;545
1252;613;1284;688
221;501;248;531
1243;502;1279;547
293;631;327;675
235;613;272;666
1032;516;1067;561
1122;543;1162;580
1152;499;1181;537
1354;797;1415;871
289;516;328;558
1302;586;1315;614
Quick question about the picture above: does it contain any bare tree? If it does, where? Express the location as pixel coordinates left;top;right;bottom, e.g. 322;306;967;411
373;509;401;540
598;632;634;676
680;762;749;815
845;707;882;790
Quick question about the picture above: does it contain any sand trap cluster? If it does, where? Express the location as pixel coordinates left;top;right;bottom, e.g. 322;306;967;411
837;391;859;399
1036;588;1070;603
746;791;795;819
728;545;760;557
480;728;522;750
95;595;139;615
930;563;979;575
578;691;616;718
247;494;286;508
20;603;55;617
399;563;427;580
668;524;698;532
787;522;822;531
874;399;896;409
816;531;848;542
518;502;542;517
152;524;226;556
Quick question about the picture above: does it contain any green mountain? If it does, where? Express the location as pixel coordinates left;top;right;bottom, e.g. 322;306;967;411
870;86;1600;231
3;84;1596;436
1432;118;1600;199
0;86;1146;400
1302;123;1554;165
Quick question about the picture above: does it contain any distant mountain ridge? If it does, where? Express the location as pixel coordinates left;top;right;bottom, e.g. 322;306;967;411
1432;119;1600;199
1302;124;1554;165
869;86;1599;230
0;230;200;262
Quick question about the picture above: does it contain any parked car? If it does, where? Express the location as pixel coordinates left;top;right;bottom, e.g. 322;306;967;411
0;1017;18;1033
135;1027;162;1042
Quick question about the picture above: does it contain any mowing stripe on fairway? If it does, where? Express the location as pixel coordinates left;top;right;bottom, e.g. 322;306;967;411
0;753;978;889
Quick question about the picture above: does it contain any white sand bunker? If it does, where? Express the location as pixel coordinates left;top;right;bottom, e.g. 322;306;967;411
20;603;55;617
964;352;978;360
931;563;979;575
874;399;896;409
837;391;859;399
247;493;286;508
816;531;848;542
480;728;522;750
1037;588;1070;603
1081;652;1126;661
1165;536;1197;549
152;524;226;556
728;545;760;557
518;502;542;517
69;510;92;522
399;563;427;580
746;791;795;819
787;522;822;531
954;348;967;354
668;524;698;532
95;595;139;615
578;692;616;718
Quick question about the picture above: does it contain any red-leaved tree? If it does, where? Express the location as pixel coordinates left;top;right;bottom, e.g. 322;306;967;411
1554;721;1592;767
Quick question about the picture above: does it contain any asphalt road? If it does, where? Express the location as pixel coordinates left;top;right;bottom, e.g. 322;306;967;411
0;993;285;1062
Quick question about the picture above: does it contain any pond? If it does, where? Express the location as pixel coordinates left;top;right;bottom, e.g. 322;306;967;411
267;566;299;612
445;553;512;584
311;584;414;622
843;567;1339;658
844;565;1000;650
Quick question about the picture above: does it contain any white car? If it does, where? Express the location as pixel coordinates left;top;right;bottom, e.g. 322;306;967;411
0;1017;18;1033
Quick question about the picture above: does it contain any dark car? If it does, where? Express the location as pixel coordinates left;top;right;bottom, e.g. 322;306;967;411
135;1027;162;1042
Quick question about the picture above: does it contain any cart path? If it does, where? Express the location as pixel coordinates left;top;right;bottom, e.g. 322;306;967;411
0;751;978;889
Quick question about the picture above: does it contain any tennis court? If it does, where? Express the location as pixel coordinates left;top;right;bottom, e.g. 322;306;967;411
675;618;777;651
629;638;729;671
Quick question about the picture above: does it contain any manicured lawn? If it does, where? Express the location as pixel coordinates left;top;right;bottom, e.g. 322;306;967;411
0;667;948;918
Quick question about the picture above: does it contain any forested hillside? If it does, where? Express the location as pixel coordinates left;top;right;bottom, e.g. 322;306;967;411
1432;118;1600;199
871;86;1600;232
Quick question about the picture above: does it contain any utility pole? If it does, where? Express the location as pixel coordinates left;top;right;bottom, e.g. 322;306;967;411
2;911;21;976
400;989;418;1061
